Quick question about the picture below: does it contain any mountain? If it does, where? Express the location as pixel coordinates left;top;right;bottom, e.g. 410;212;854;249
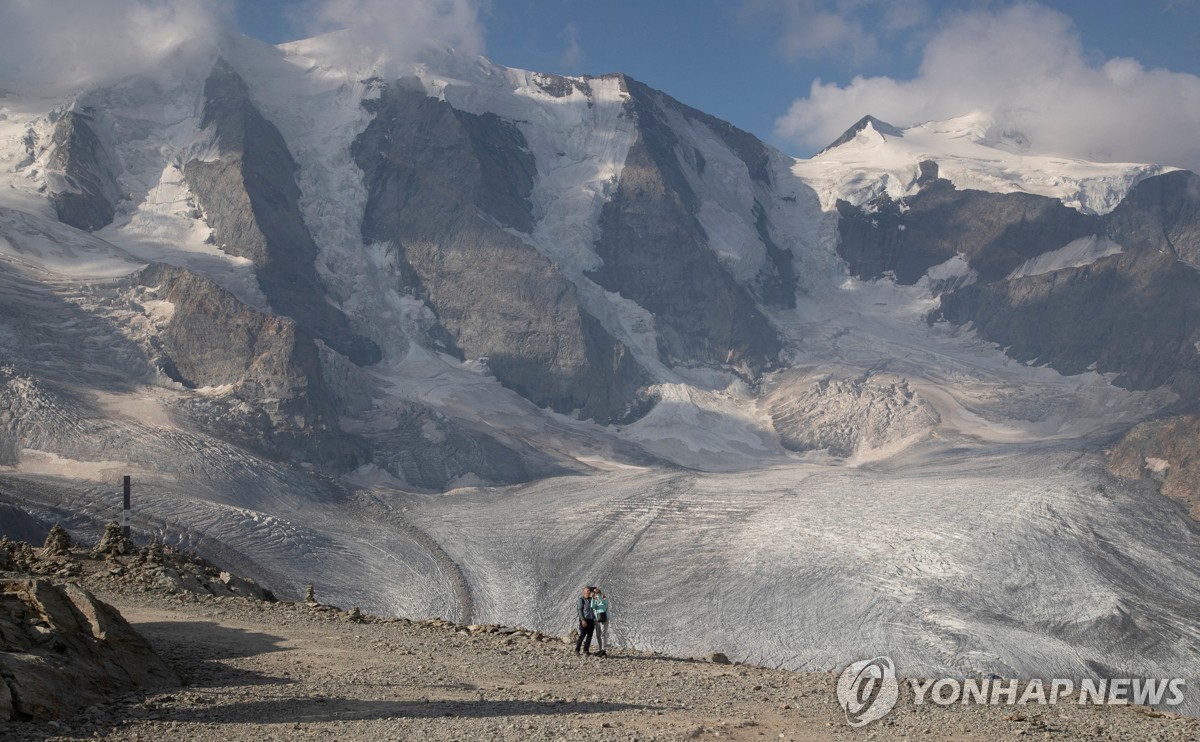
2;33;1200;712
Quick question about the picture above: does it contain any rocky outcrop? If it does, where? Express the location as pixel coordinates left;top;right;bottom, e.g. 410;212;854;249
837;178;1096;284
134;263;336;427
589;77;782;370
184;58;380;366
1105;169;1200;267
353;80;652;424
1109;414;1200;521
45;108;122;232
764;370;939;457
131;263;376;472
0;579;178;720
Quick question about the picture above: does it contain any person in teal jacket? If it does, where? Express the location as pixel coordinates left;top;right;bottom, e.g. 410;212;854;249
589;586;610;657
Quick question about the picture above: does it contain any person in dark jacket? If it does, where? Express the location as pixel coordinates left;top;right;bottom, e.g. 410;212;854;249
574;586;595;655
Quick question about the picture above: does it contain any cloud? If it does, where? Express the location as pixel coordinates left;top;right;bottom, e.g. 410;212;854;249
774;2;1200;171
293;0;487;70
739;0;928;64
560;22;583;70
0;0;231;89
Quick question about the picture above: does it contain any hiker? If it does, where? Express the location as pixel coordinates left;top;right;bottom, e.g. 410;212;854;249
590;586;610;657
575;585;595;655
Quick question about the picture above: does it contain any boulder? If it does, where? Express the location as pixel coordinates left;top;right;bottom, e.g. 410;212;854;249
0;579;178;720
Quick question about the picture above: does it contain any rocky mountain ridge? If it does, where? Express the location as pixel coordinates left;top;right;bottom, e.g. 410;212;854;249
6;42;1196;489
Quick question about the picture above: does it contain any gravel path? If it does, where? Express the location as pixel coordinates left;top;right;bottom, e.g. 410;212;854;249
2;584;1197;741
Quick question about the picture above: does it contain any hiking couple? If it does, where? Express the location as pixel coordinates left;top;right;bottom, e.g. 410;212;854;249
574;585;610;657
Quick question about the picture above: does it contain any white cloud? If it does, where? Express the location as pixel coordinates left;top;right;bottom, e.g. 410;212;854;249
0;0;231;89
774;2;1200;171
293;0;487;69
560;22;583;70
740;0;928;64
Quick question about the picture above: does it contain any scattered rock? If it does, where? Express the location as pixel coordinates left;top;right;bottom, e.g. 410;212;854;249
708;652;732;665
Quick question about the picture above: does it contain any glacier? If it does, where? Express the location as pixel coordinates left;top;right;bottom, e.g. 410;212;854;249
0;31;1198;717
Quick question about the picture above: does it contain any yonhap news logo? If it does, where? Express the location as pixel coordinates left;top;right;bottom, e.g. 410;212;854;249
836;656;1187;728
836;656;899;727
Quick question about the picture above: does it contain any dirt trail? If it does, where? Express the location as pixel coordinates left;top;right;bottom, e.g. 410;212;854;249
2;585;1196;741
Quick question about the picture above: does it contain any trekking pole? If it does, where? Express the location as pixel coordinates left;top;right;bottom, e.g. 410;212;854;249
122;475;131;539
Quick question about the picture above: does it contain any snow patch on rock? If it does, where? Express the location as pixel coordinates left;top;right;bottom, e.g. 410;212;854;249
1007;235;1123;280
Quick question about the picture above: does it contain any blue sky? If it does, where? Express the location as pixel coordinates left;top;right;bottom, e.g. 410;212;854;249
235;0;1200;158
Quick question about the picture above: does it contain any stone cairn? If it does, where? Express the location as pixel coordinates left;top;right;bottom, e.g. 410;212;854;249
41;523;73;557
2;536;35;571
91;522;135;557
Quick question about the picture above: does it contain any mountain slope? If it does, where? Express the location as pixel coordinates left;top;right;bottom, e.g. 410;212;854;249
1;32;1199;716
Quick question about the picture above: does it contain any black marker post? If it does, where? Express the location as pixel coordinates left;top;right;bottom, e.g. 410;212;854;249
122;475;131;540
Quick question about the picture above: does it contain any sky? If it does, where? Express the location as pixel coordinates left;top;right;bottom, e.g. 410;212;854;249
1;1;1198;168
233;0;1200;166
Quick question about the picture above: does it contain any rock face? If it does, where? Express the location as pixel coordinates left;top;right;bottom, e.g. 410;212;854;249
353;79;652;424
0;579;178;720
131;262;378;472
589;77;783;369
939;251;1200;395
839;171;1200;399
45;108;122;232
837;176;1095;284
184;58;380;367
1109;414;1200;521
1105;170;1200;266
134;263;336;428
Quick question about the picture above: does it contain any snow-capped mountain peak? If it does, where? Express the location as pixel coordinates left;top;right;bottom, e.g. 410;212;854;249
794;111;1172;214
816;114;906;155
